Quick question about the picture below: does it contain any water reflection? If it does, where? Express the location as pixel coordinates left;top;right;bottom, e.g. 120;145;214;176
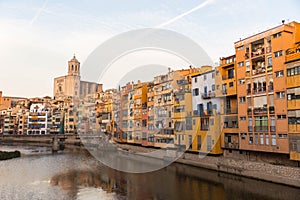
51;161;300;200
0;144;299;200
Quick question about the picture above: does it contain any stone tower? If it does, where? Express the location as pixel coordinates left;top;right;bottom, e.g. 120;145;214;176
68;54;80;76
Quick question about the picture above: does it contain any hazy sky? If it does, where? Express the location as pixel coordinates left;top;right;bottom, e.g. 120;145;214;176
0;0;299;97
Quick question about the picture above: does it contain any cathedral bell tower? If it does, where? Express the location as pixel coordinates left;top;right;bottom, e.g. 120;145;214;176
68;54;80;76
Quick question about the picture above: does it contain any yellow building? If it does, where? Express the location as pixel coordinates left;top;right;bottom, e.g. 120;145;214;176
132;81;148;145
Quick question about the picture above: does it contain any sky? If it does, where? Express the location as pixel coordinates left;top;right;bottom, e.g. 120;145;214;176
0;0;299;97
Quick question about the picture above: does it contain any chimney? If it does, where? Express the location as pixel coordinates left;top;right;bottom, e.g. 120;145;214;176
282;19;285;24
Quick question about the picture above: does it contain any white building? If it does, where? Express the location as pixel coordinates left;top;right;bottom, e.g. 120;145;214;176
192;66;220;116
27;103;50;135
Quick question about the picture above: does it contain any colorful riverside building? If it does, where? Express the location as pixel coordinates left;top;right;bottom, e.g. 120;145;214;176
286;41;300;161
191;66;222;155
114;82;133;143
152;67;199;148
215;55;239;155
233;21;300;162
95;88;117;134
132;81;148;145
144;82;155;146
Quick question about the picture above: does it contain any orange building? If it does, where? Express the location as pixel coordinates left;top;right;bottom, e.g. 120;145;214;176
286;41;300;161
234;21;300;161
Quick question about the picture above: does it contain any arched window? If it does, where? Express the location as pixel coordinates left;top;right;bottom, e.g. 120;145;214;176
72;65;74;71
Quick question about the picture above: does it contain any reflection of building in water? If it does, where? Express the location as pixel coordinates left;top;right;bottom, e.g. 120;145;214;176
50;170;117;198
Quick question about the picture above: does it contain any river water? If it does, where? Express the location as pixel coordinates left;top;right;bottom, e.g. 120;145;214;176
0;144;299;200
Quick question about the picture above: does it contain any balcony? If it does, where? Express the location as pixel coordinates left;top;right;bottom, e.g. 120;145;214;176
254;126;268;132
202;92;216;99
224;142;239;149
222;75;234;80
252;87;267;95
224;108;238;114
269;106;275;114
247;108;252;115
193;110;204;116
200;125;209;131
222;89;227;95
248;126;253;132
247;88;251;95
286;46;300;63
270;126;276;132
251;47;265;57
268;85;274;92
265;46;272;54
253;107;268;115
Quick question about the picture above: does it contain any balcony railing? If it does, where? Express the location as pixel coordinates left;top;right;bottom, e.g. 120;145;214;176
248;126;253;132
254;126;268;132
202;92;215;99
193;110;204;116
253;107;268;115
222;75;234;80
270;126;276;132
252;87;267;94
201;125;209;130
224;142;239;149
247;88;251;95
224;109;238;114
268;85;274;92
252;47;265;57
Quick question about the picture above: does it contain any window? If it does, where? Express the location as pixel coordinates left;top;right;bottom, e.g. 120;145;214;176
276;91;285;99
197;136;201;150
212;73;215;79
274;50;283;57
239;97;246;103
194;77;197;83
204;75;207;80
260;134;264;145
287;66;300;77
210;118;214;126
240;116;246;121
186;117;192;130
278;134;288;138
216;70;219;76
267;57;272;66
237;46;244;51
239;79;245;85
271;134;276;145
228;69;235;78
275;70;284;77
273;32;282;38
249;134;253;144
241;133;247;140
193;88;199;96
229;82;234;87
255;134;259;144
277;115;286;119
238;62;244;67
212;84;215;91
266;134;269;145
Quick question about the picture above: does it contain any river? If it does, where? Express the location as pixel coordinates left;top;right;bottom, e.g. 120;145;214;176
0;144;299;200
